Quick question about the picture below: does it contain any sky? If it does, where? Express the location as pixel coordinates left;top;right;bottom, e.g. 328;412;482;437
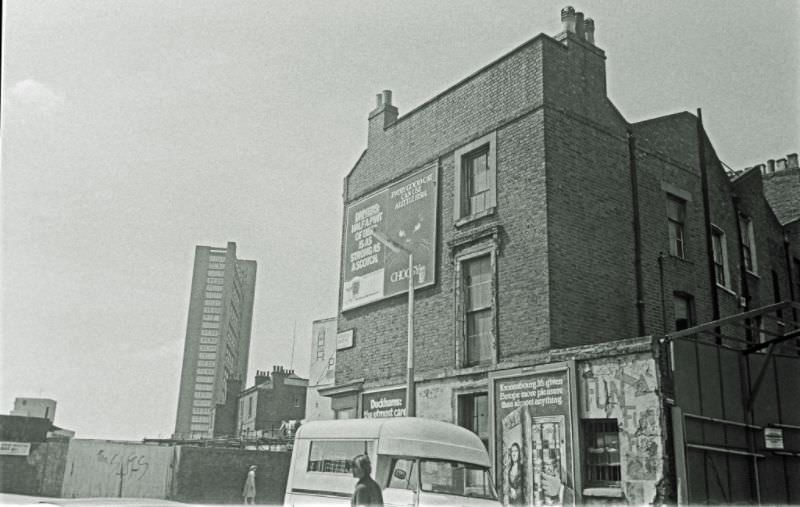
2;1;798;441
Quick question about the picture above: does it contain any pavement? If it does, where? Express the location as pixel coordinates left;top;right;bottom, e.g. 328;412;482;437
0;494;192;506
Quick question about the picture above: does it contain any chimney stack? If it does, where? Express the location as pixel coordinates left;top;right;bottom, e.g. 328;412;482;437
584;18;595;44
574;11;585;39
255;370;269;385
369;89;399;131
787;153;799;169
561;6;576;33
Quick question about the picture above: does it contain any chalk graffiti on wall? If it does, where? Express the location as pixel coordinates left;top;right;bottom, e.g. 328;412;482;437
95;449;150;481
580;356;662;504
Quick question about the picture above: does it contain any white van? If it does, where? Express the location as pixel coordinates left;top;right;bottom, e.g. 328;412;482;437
284;417;500;507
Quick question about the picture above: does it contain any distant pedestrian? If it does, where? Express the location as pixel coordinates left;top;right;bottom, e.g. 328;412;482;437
350;454;383;507
243;464;257;504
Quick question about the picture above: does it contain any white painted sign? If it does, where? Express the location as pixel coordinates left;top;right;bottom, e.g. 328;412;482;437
764;427;784;450
0;441;31;456
336;330;354;350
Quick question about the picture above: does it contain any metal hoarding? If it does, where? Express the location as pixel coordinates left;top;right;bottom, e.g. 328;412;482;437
342;163;437;310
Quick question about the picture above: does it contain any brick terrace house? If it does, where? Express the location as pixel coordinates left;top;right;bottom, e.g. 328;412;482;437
321;6;800;505
237;366;307;439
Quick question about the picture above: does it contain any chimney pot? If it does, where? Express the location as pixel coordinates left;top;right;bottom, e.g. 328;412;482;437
574;12;585;39
767;159;776;173
757;163;766;174
584;18;595;44
375;93;383;109
776;158;787;171
383;90;392;107
787;153;799;169
561;6;576;33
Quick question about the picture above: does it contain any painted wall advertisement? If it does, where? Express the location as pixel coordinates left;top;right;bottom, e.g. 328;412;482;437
342;164;437;310
361;388;407;418
493;365;578;507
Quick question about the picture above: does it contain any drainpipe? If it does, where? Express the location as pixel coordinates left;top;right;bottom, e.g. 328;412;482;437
784;233;798;327
658;253;668;333
628;131;646;336
696;109;721;327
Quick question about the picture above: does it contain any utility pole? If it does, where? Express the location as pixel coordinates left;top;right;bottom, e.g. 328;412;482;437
372;230;415;417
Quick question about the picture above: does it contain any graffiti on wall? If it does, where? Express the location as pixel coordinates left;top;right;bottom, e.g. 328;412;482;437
580;356;662;504
95;449;151;481
61;440;173;499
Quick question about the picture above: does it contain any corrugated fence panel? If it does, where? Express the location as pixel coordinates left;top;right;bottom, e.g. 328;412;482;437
61;440;174;499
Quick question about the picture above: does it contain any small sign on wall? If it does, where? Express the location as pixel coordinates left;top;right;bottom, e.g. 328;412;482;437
362;388;407;418
0;442;31;456
764;427;784;450
336;330;354;350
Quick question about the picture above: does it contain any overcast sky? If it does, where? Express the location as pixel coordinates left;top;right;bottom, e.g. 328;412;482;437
2;1;798;440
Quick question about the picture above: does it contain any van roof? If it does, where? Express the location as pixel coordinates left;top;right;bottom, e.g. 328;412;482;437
295;417;490;467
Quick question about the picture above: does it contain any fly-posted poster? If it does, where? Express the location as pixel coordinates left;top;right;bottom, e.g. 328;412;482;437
493;364;578;507
342;164;437;310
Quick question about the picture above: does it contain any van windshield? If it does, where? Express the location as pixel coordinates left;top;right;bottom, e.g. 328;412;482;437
419;459;497;500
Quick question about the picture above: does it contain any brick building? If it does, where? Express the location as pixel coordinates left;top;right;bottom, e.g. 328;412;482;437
325;6;800;505
237;366;307;439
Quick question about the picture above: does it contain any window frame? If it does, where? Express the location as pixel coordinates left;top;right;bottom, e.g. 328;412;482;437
457;391;490;451
462;146;491;217
673;292;695;331
711;225;731;289
665;193;687;259
306;440;372;474
739;216;757;275
582;418;621;487
454;132;497;225
455;247;497;368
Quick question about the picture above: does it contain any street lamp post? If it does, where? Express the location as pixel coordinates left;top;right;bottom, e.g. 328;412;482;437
372;230;416;417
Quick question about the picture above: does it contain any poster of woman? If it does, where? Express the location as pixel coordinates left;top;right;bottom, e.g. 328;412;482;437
501;407;525;506
507;442;525;505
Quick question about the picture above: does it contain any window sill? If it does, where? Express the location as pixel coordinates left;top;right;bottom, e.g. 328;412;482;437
452;362;495;376
455;207;495;228
666;253;692;264
716;284;738;297
582;487;623;498
745;269;760;279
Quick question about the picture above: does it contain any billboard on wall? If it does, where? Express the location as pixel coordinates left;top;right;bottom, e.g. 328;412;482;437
342;164;438;311
492;364;579;507
361;388;407;418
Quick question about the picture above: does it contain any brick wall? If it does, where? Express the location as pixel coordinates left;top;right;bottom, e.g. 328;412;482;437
173;446;290;505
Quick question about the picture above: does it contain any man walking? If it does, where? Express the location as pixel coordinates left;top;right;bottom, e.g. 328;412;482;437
350;454;383;507
243;464;257;504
